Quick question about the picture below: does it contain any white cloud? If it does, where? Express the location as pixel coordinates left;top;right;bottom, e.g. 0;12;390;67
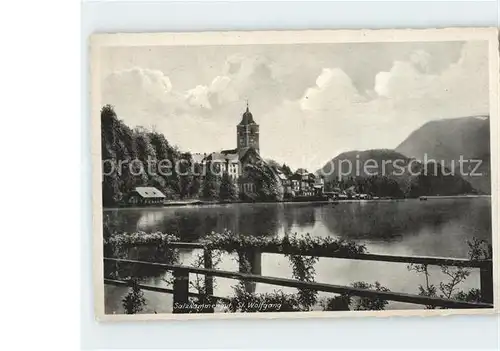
426;41;489;116
261;41;489;170
185;75;239;110
374;71;391;97
185;85;212;109
102;67;188;121
103;67;172;101
373;42;488;117
300;68;365;112
101;41;488;171
102;67;238;153
178;54;281;117
409;49;432;72
374;60;437;99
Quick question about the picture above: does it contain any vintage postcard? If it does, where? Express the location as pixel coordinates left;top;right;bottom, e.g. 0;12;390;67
90;28;499;321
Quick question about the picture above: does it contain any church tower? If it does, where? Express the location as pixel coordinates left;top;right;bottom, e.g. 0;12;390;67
236;102;260;156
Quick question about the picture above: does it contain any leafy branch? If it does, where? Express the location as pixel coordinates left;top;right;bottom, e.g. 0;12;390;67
201;230;366;256
122;279;146;314
407;238;492;308
189;249;223;309
320;281;390;311
286;254;319;310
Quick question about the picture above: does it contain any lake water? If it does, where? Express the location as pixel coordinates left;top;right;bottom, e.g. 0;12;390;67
104;197;492;313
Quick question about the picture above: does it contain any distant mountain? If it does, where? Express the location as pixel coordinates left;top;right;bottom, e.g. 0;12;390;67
318;149;411;180
317;149;474;198
395;116;490;194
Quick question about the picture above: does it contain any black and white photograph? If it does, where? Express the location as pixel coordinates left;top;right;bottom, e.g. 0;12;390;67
91;29;499;320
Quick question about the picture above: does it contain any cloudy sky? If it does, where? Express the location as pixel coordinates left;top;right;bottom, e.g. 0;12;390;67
100;40;489;171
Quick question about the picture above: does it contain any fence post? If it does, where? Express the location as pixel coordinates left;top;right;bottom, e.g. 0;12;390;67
238;249;262;294
173;268;189;313
203;248;214;313
479;260;493;304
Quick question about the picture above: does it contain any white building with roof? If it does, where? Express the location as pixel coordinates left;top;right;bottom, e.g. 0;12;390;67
126;186;166;206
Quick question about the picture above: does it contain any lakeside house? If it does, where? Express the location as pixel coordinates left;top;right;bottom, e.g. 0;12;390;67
289;169;325;197
274;168;293;197
126;187;166;206
313;177;325;196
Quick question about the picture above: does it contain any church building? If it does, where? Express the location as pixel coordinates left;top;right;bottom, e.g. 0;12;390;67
194;103;266;195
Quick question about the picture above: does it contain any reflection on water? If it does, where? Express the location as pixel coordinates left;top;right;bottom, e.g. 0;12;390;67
104;198;492;314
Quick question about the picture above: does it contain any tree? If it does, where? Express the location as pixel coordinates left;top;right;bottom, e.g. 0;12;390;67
266;159;281;169
131;130;153;187
101;105;122;206
219;172;238;201
178;153;193;199
364;175;404;198
407;166;473;198
189;163;202;198
243;163;284;201
201;162;220;200
102;175;121;207
281;164;293;177
149;131;180;197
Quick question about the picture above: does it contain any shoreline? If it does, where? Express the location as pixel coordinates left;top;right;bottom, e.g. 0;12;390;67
102;194;490;210
422;195;491;199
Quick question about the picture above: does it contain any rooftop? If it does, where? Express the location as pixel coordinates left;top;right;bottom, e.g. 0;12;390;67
206;152;239;163
134;187;166;198
191;153;206;164
238;103;256;125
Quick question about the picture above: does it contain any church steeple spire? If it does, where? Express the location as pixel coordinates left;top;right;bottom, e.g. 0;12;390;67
239;100;255;125
237;100;260;155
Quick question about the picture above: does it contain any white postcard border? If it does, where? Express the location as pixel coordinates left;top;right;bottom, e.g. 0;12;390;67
90;27;500;322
